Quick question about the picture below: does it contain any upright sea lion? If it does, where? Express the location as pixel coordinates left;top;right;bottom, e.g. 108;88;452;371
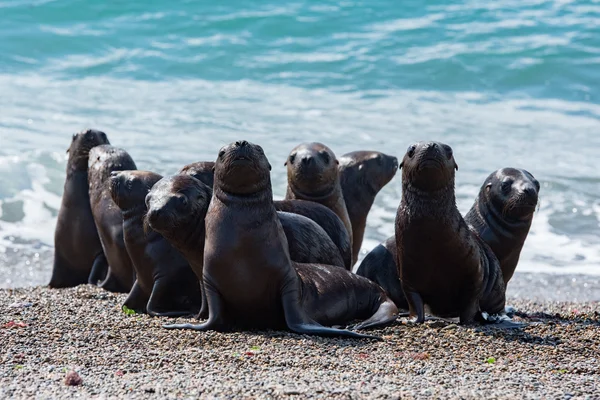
179;161;215;188
338;151;399;262
164;140;397;337
274;200;352;270
88;145;137;293
465;168;539;285
284;142;353;262
109;170;202;316
395;141;505;324
50;129;110;288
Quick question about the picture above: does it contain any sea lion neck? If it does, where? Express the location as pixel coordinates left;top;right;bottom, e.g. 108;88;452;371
214;184;274;208
401;180;457;219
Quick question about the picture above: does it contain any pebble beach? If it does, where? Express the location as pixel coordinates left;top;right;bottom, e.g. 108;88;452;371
2;274;599;399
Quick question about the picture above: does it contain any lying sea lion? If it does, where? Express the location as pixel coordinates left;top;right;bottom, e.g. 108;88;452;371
50;129;109;288
338;151;398;262
109;170;202;316
88;145;137;293
164;140;397;337
284;142;353;263
465;168;539;285
395;141;505;324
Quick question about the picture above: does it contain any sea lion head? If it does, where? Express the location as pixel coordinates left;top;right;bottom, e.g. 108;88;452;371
400;141;458;191
109;170;162;212
179;161;215;188
485;168;540;221
67;129;110;169
215;140;272;195
145;174;212;235
285;142;339;197
338;151;398;193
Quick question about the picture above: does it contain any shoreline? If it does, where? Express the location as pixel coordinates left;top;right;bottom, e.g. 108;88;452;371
1;283;599;398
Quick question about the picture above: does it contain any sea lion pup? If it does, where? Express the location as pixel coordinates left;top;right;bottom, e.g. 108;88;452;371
338;151;399;262
179;161;215;188
465;168;540;285
50;129;109;288
88;145;137;293
284;143;353;260
395;141;506;324
274;200;352;270
109;170;202;316
164;140;397;337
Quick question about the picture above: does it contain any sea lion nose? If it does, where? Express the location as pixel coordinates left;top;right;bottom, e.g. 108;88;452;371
147;208;162;223
236;140;248;147
301;156;313;165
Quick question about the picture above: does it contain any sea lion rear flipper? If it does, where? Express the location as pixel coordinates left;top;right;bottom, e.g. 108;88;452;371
281;282;381;340
123;280;148;314
88;253;108;285
349;298;398;331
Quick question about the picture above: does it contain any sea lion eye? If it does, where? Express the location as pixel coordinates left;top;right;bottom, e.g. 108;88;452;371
376;155;383;165
501;180;512;192
320;151;330;164
289;153;296;164
407;145;416;158
443;145;453;159
218;150;225;158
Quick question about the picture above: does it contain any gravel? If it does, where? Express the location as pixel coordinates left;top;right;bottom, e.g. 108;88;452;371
1;284;599;399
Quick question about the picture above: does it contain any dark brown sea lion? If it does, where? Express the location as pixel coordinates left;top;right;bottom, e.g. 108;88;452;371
284;142;353;261
465;168;539;285
164;140;397;337
109;170;202;316
338;151;399;262
395;141;505;324
179;161;215;188
49;129;110;288
88;145;137;293
274;200;352;270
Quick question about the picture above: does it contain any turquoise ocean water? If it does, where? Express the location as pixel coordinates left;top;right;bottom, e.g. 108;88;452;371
0;0;599;287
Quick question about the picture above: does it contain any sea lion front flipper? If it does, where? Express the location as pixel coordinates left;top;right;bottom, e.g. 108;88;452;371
147;278;199;318
122;280;148;314
281;280;381;340
349;297;398;330
163;283;226;331
88;252;108;285
99;269;130;293
402;286;425;324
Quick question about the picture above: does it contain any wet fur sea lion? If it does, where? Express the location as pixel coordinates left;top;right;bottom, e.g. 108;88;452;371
50;129;110;288
465;168;539;285
395;141;505;324
109;170;202;316
164;140;397;337
338;151;398;262
88;145;137;293
284;143;353;263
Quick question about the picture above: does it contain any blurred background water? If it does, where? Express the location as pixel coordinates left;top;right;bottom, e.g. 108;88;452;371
1;0;599;288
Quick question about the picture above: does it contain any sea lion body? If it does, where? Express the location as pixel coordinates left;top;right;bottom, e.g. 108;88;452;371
395;141;505;324
50;129;110;288
164;140;397;337
338;151;399;262
274;200;352;270
88;145;137;293
179;161;215;188
110;170;202;316
465;168;539;284
284;142;353;264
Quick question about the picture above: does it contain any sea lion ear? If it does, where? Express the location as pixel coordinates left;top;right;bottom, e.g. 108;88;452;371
454;162;459;171
212;166;215;172
335;159;339;165
399;161;404;169
485;182;492;191
283;161;287;166
268;162;272;171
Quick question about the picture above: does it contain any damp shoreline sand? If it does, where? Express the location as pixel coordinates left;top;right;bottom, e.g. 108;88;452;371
1;274;599;399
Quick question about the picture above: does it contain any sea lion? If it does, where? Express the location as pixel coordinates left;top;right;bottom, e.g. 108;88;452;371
274;200;352;270
395;141;505;324
284;143;353;261
179;161;215;188
49;129;110;288
465;168;540;285
109;170;202;316
164;140;397;337
339;151;399;262
88;145;137;293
